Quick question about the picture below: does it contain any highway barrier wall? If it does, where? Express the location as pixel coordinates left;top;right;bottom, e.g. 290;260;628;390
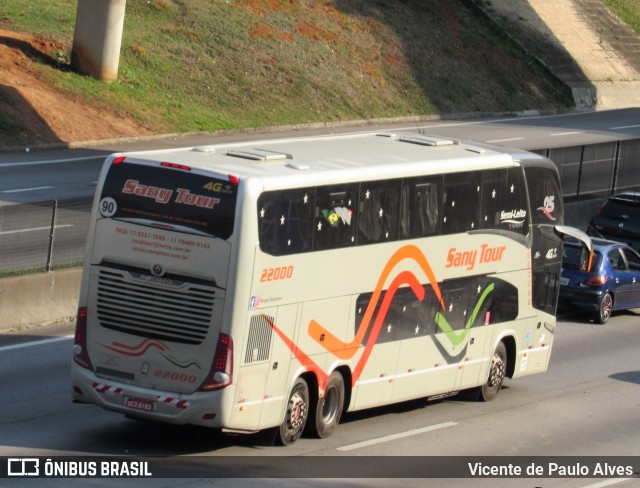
1;267;81;330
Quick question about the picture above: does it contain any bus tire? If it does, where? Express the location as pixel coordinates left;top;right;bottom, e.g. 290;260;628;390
479;341;507;402
275;378;310;446
310;371;345;439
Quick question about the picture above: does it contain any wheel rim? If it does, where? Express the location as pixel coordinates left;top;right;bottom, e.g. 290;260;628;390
287;391;307;431
321;385;339;425
600;295;612;322
488;352;505;389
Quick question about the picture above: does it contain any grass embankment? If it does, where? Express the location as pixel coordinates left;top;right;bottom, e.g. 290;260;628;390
602;0;640;34
0;0;573;142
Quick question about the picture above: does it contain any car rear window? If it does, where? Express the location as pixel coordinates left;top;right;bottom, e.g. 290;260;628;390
601;199;640;220
563;245;602;271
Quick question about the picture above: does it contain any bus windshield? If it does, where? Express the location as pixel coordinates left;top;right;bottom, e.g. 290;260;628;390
99;160;237;238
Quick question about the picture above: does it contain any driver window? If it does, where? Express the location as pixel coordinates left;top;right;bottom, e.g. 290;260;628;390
622;248;640;271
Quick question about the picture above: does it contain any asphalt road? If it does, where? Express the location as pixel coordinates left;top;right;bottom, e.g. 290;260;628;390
0;309;639;487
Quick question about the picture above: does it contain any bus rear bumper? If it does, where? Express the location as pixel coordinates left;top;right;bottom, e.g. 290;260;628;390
71;364;228;428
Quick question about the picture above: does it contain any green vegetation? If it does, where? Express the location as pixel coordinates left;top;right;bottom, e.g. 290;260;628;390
0;0;574;136
602;0;640;34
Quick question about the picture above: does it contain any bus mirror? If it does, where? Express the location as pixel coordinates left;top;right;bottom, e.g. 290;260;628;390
555;225;594;272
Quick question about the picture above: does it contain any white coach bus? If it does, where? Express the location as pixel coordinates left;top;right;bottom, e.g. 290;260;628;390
71;131;591;445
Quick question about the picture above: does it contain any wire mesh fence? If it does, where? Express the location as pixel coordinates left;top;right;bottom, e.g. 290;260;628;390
541;139;640;200
0;197;92;275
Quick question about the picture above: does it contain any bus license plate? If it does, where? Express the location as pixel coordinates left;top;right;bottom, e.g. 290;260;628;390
125;396;154;412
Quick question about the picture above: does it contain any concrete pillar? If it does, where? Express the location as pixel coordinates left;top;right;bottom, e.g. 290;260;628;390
71;0;127;82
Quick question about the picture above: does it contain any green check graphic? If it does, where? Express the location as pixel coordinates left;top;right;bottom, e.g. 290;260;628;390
434;283;495;347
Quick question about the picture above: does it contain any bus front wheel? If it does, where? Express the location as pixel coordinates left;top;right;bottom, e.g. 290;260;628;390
479;341;507;402
275;378;310;446
310;371;344;439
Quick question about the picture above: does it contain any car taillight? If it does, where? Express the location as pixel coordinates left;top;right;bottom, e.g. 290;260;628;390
198;333;233;391
586;275;607;286
72;307;94;370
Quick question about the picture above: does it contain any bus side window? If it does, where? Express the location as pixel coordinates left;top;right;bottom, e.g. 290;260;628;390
442;171;481;235
313;184;359;251
532;269;559;314
355;284;441;345
358;179;401;244
399;176;442;239
480;168;529;235
257;188;314;255
525;166;564;225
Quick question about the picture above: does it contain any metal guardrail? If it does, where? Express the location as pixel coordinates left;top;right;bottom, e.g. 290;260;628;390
1;139;639;274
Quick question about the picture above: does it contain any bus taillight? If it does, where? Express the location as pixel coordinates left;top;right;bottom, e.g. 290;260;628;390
198;333;233;391
72;307;94;371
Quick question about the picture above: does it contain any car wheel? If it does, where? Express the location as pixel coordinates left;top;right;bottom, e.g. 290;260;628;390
596;293;613;324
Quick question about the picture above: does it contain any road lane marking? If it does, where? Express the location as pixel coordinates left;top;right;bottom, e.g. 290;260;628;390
550;131;583;136
0;336;72;352
485;137;525;143
0;224;73;236
611;124;640;130
2;186;53;194
0;155;102;168
337;421;458;451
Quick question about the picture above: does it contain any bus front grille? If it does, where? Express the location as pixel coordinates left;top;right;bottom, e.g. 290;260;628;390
95;267;217;345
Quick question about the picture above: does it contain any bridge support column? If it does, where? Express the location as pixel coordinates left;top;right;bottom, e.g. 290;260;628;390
71;0;127;82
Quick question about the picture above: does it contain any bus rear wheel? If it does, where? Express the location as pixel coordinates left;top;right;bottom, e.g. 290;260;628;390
309;371;344;439
275;378;309;446
479;341;507;402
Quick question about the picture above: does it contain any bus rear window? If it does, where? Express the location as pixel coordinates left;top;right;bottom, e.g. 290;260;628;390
99;161;237;239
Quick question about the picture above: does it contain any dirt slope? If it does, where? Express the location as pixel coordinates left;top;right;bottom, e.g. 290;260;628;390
0;29;151;149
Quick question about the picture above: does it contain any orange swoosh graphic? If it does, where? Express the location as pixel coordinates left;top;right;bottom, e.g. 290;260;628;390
308;244;444;359
262;313;330;392
263;244;446;390
351;269;425;384
263;269;426;389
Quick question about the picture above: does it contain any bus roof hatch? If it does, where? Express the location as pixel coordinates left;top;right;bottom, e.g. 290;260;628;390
227;148;293;161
